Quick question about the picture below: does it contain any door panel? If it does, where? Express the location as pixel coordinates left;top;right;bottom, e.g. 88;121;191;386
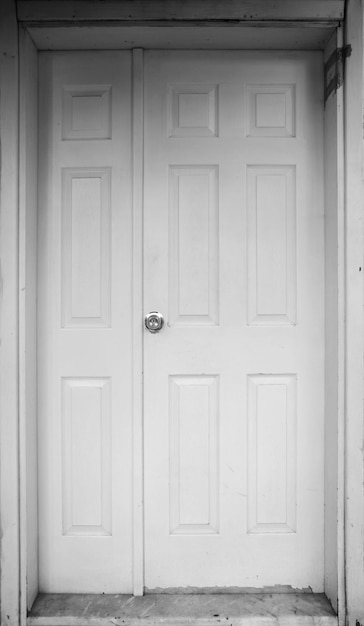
38;51;133;593
143;51;325;590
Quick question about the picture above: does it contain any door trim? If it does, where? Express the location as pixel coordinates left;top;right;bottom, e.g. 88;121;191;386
1;9;361;626
323;26;346;622
0;1;21;624
343;1;364;622
20;32;346;610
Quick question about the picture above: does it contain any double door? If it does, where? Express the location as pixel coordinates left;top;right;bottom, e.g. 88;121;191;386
38;50;324;593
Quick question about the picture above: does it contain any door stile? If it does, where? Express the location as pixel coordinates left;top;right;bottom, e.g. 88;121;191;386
132;47;145;597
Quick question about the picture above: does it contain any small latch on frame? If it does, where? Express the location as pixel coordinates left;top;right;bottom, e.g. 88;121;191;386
324;44;352;104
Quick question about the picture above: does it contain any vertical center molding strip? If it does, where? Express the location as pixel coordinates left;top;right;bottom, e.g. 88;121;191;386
132;47;145;597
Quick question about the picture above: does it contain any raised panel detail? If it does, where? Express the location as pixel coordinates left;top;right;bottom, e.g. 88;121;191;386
62;378;112;536
247;374;297;534
62;168;111;328
169;166;219;326
247;165;296;325
246;85;295;137
168;84;218;137
62;85;112;140
169;375;219;535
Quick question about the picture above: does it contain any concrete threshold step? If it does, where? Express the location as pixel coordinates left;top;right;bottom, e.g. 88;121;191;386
28;593;337;626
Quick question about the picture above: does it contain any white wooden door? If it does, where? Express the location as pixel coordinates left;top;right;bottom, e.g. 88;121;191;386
38;49;325;594
38;51;134;593
144;51;325;591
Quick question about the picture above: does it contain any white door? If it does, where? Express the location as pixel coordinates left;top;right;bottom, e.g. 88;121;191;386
143;51;325;591
38;51;134;593
38;49;325;594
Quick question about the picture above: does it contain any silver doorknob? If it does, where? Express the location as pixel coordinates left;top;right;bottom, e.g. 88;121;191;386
145;311;164;333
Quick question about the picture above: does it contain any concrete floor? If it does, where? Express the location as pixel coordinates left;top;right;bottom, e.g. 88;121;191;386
28;593;337;626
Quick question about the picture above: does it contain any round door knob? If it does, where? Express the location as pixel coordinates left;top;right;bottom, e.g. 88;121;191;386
145;311;164;333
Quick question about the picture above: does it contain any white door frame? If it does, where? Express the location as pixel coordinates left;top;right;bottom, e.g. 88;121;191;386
343;1;364;622
1;1;364;624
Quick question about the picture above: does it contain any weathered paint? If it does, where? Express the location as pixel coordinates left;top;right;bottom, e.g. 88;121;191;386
16;0;345;24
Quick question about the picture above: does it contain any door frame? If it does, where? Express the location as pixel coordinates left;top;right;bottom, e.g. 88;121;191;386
1;1;364;624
